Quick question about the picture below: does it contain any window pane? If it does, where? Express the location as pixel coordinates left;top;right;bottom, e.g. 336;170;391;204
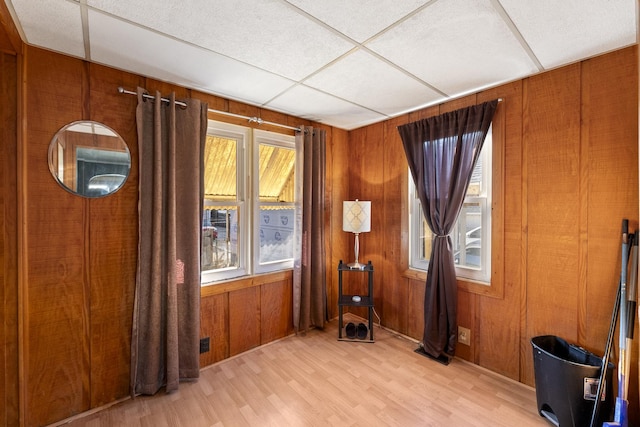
204;135;237;200
202;208;239;270
258;144;295;203
257;141;296;268
467;156;482;196
259;207;294;263
418;205;433;262
201;127;244;278
453;202;482;268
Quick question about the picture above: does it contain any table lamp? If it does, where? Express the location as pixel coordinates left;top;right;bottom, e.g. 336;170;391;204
343;199;371;269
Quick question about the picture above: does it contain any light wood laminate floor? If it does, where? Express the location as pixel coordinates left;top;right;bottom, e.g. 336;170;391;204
55;317;548;427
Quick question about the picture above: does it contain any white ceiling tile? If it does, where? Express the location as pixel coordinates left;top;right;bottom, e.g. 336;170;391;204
266;84;387;130
8;0;639;130
9;0;85;58
499;0;636;69
305;49;445;116
88;10;295;105
285;0;429;42
87;0;355;81
366;0;539;96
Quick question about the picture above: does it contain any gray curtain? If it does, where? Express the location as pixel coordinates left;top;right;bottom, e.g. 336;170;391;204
293;126;327;332
131;88;208;395
398;100;497;362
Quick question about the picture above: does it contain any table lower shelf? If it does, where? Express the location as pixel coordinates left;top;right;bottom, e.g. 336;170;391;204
338;295;373;307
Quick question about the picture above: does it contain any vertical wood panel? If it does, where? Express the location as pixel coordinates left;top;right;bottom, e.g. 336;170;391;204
342;127;367;319
25;47;90;426
327;127;349;321
357;122;385;316
522;64;582;385
1;50;19;427
477;82;523;380
455;290;475;361
229;287;261;356
260;279;293;343
581;46;639;419
581;47;638;349
406;277;425;340
87;64;140;407
200;293;229;367
381;116;410;334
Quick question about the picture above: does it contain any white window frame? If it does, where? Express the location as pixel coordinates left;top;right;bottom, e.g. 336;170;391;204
409;176;430;271
252;129;297;274
201;121;250;284
408;128;492;284
201;122;298;284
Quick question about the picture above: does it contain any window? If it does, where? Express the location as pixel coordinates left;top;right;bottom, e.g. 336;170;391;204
408;126;492;283
201;122;297;284
252;130;297;274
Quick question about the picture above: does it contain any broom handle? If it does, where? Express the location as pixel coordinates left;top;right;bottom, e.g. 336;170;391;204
624;235;637;398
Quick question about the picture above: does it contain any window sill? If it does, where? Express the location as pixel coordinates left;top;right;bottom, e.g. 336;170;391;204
402;268;503;299
201;269;293;297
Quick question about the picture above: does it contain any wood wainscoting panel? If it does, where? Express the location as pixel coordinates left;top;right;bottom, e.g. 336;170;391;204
455;290;476;361
200;292;229;368
406;276;426;341
228;286;261;356
260;278;293;344
522;63;582;386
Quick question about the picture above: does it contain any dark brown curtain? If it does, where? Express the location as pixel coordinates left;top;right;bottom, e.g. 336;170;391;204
131;88;208;395
398;100;497;362
293;126;327;332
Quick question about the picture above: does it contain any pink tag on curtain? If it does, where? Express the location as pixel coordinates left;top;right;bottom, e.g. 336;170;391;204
176;259;185;285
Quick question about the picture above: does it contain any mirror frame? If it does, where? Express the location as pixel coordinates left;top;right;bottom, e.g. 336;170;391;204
48;120;131;198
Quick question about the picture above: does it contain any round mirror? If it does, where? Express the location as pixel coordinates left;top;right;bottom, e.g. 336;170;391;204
48;121;131;198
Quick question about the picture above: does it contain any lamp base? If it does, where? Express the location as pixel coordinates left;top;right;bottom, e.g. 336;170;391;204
347;261;367;270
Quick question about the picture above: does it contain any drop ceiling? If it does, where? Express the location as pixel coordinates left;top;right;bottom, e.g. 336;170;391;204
4;0;637;130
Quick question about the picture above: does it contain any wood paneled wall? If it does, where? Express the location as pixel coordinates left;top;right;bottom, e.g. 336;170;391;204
21;48;139;425
6;44;336;426
2;7;639;425
348;45;639;421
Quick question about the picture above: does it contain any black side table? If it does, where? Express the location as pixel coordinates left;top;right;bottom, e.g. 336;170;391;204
337;260;374;342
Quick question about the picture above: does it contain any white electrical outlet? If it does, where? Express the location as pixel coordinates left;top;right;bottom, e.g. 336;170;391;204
458;326;471;346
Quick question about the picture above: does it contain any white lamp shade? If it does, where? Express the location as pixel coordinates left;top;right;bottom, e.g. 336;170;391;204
343;200;371;233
